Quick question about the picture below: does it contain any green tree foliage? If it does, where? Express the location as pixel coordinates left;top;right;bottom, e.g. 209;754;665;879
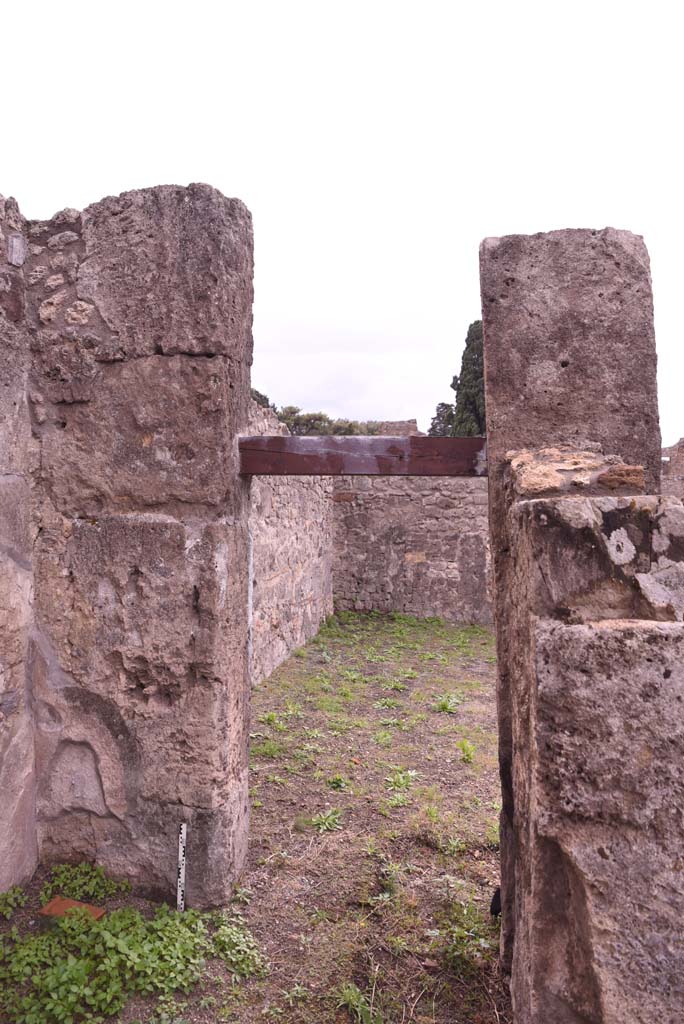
428;402;455;437
277;406;381;436
429;320;486;436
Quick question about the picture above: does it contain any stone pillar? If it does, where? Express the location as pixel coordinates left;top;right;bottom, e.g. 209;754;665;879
480;228;676;1020
0;198;38;889
24;185;253;905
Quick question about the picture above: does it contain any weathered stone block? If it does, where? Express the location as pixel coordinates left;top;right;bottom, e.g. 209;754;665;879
75;184;253;360
34;514;250;903
518;621;684;1024
39;355;238;515
480;228;661;490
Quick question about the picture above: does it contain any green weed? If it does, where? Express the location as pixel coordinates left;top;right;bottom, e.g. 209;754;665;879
0;903;265;1024
373;697;400;710
385;767;417;792
456;739;476;764
337;982;384;1023
39;863;131;905
434;691;464;714
310;808;343;832
326;774;350;791
0;887;26;921
251;738;287;759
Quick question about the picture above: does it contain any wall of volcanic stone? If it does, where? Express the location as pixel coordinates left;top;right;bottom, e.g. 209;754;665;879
331;475;492;624
6;184;255;906
661;439;684;498
247;403;334;684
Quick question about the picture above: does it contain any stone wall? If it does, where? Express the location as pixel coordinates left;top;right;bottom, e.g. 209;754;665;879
247;403;333;684
332;475;491;623
0;197;38;890
1;185;254;905
480;229;683;1023
661;439;684;498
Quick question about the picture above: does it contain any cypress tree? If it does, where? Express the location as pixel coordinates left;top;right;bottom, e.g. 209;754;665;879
450;320;486;436
428;320;486;436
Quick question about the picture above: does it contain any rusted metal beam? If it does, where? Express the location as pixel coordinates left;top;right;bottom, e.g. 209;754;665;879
238;435;487;476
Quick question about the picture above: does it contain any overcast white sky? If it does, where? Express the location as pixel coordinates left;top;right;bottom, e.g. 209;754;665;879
4;1;681;440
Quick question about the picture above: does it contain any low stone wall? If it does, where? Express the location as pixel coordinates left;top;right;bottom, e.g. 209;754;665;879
332;475;491;623
247;404;333;684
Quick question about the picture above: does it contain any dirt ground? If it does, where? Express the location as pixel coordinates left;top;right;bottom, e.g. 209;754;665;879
235;611;510;1023
1;612;511;1024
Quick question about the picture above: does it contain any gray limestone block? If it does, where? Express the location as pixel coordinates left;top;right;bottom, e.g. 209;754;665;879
480;228;661;492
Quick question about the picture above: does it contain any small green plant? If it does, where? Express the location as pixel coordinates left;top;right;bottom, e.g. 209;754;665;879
385;767;417;792
372;730;393;748
434;691;464;714
337;982;384;1023
373;697;400;710
443;836;467;856
379;718;405;731
443;899;497;971
209;910;268;978
39;862;131;904
0;887;26;921
310;808;343;832
456;738;476;764
387;792;410;808
231;886;253;905
258;711;287;732
381;680;407;692
282;983;309;1005
326;774;350;790
294;648;307;658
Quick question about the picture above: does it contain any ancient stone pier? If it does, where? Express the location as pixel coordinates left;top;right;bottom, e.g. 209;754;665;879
481;229;683;1021
0;185;254;904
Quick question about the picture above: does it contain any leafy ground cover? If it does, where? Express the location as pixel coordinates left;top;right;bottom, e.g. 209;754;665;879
0;612;510;1023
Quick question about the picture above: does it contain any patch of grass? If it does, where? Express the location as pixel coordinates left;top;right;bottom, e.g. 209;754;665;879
373;697;401;710
372;730;393;748
385;767;417;791
258;711;287;732
381;680;408;692
251;738;287;759
456;739;476;764
442;899;498;973
434;691;465;714
316;693;344;714
338;982;384;1023
386;792;410;808
310;808;343;832
326;774;350;791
